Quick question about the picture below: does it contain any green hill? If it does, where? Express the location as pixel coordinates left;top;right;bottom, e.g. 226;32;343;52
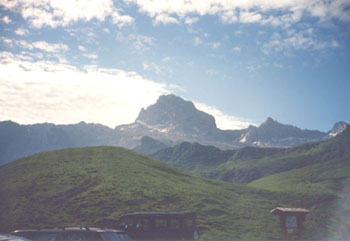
150;142;235;175
248;157;350;240
212;126;350;184
248;157;350;195
0;146;327;240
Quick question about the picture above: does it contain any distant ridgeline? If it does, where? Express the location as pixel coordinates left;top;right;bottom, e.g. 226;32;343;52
0;95;347;165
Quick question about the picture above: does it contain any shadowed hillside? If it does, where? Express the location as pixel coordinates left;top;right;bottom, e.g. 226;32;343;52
212;125;350;184
150;141;235;175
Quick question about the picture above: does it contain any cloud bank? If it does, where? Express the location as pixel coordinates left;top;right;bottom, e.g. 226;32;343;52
127;0;350;26
2;0;349;29
0;0;134;28
0;51;170;127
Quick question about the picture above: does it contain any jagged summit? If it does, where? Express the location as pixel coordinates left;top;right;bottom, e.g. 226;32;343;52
260;117;283;127
239;117;327;147
329;121;348;137
135;94;217;131
263;117;276;124
113;94;227;151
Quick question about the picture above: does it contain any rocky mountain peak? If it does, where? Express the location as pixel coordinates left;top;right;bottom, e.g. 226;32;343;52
329;121;348;137
135;94;217;131
260;117;281;127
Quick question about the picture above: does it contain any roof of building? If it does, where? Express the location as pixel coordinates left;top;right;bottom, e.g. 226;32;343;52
120;212;195;217
270;207;310;215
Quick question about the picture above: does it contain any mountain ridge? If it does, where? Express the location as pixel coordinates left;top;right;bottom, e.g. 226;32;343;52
115;95;344;151
0;94;347;164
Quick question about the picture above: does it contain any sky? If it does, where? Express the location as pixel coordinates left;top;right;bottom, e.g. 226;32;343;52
0;0;349;132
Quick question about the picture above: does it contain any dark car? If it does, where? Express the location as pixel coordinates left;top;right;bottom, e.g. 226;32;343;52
117;212;199;241
0;234;33;241
11;227;132;241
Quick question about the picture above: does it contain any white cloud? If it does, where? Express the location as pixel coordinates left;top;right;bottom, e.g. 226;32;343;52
232;46;241;53
14;28;29;36
261;30;338;54
1;37;69;53
219;10;238;24
83;53;98;60
240;11;262;23
129;34;155;50
66;28;98;44
78;45;87;52
209;42;221;49
116;32;155;51
205;69;218;76
0;51;171;128
161;56;173;62
332;40;339;48
184;16;199;25
0;0;134;28
193;36;202;46
143;62;161;75
153;14;179;25
309;0;350;22
1;15;11;24
111;11;134;27
32;41;69;52
194;102;256;130
126;0;350;27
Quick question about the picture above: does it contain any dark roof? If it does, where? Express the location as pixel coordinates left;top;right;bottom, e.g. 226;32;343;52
120;212;195;217
13;227;124;233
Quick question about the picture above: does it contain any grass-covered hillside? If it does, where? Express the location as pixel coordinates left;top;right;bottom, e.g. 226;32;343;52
150;141;235;175
212;126;350;184
0;146;325;240
248;157;350;195
248;157;350;240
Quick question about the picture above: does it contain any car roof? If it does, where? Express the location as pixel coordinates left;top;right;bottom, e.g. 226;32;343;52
120;212;195;217
0;234;33;241
13;227;125;233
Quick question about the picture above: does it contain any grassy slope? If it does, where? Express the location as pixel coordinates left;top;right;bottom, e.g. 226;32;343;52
150;142;235;175
0;146;304;240
212;126;350;184
248;157;350;240
248;157;350;195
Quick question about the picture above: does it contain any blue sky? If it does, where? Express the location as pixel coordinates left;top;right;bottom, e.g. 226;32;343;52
0;0;349;132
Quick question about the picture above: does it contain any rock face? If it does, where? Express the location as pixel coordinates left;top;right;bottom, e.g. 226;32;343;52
115;94;245;150
329;121;348;137
136;94;217;132
239;117;327;148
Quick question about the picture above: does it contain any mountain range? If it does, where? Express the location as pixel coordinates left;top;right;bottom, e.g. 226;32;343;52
0;94;347;165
